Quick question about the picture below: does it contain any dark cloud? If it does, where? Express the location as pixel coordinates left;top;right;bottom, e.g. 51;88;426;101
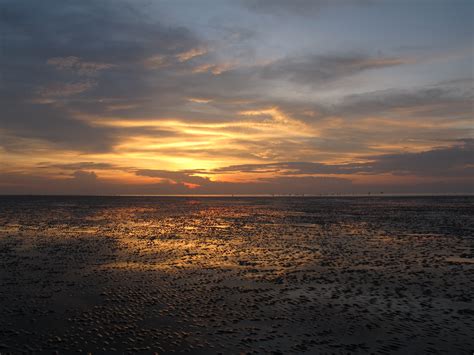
260;54;405;86
1;142;472;195
72;170;98;183
364;140;474;177
135;168;353;194
332;82;473;118
1;0;197;65
0;170;102;195
0;170;353;195
0;0;417;154
241;0;369;16
135;169;210;186
0;102;116;152
179;53;407;100
213;162;362;175
39;162;119;170
0;0;203;151
212;141;474;178
1;169;472;196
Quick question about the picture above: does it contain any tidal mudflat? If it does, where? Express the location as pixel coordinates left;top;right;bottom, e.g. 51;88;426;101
0;196;473;354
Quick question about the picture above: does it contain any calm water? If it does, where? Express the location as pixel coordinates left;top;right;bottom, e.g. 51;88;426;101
0;196;473;353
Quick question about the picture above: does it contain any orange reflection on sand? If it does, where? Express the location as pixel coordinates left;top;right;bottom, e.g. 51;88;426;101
86;205;325;280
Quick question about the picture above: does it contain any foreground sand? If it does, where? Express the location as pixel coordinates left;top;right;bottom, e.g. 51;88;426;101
0;196;473;354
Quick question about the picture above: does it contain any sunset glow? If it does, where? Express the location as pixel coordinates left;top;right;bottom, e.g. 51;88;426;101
0;0;472;195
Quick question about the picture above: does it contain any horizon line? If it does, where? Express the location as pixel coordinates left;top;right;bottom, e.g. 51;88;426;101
0;193;473;198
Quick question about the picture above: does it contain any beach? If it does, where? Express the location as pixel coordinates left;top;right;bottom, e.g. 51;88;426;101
0;196;473;354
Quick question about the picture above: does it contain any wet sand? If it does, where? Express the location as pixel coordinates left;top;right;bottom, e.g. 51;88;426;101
0;196;473;354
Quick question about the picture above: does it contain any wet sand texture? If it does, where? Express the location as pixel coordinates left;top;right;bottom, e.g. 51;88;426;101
0;196;473;354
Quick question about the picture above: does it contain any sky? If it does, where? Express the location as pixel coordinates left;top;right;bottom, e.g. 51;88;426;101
0;0;473;195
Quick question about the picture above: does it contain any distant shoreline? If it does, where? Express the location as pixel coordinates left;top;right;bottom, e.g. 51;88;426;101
0;193;473;198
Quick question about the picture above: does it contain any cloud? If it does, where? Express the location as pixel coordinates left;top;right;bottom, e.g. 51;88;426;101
1;102;116;152
39;162;119;170
37;81;97;98
47;56;115;76
0;0;203;152
260;54;407;86
135;167;354;194
364;139;474;177
212;140;474;178
0;170;101;195
241;0;368;16
135;169;210;186
213;162;362;175
2;0;200;96
1;142;471;195
2;168;472;195
332;82;473;118
175;48;208;62
0;170;355;195
72;170;98;183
